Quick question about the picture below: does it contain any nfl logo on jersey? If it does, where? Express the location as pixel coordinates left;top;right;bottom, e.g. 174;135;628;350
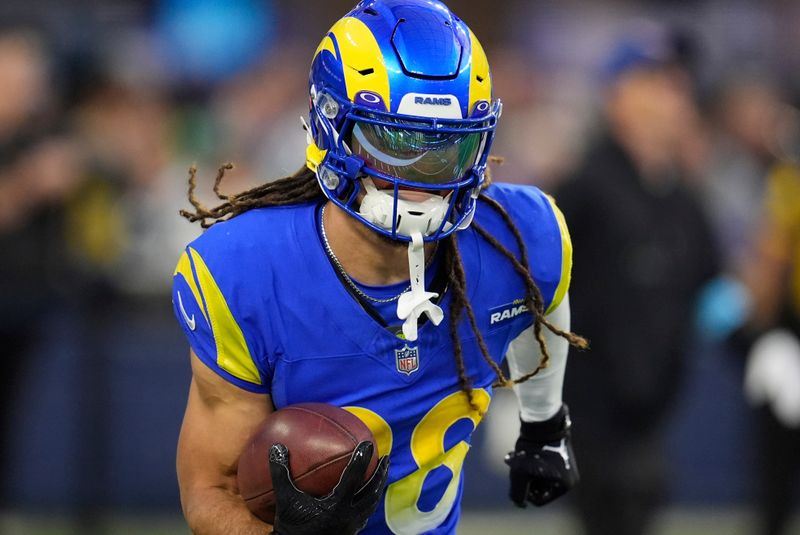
395;345;419;375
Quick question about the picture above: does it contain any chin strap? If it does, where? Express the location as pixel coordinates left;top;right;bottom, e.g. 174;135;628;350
396;232;443;341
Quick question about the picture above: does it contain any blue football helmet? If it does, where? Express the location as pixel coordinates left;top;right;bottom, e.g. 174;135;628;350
306;0;502;242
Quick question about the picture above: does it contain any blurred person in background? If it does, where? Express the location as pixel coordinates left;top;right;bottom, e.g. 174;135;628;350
211;43;309;185
693;77;800;535
744;157;800;535
71;77;198;295
700;78;785;274
0;28;82;507
693;79;786;349
555;25;718;535
736;106;800;535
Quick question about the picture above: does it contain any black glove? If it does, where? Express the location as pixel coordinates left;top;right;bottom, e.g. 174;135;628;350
268;441;389;535
504;404;579;507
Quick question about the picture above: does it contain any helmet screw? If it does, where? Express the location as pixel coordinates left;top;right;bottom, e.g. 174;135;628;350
318;93;340;119
320;167;340;190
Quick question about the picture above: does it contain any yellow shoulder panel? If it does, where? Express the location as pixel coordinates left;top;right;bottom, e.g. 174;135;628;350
188;247;263;386
173;251;208;323
544;195;572;315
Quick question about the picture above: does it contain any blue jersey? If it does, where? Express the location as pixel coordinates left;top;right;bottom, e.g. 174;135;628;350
172;183;571;535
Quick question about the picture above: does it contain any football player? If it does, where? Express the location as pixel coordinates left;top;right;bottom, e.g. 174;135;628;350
173;1;586;534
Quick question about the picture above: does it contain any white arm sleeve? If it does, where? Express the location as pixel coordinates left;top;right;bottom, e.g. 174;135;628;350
506;294;570;423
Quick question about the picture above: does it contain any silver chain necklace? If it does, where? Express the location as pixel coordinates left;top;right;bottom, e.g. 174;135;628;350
319;205;411;303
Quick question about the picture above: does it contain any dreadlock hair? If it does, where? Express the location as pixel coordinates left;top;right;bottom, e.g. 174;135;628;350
181;162;588;414
179;163;320;228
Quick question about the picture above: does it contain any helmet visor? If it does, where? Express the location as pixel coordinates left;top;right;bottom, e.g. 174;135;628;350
351;120;483;184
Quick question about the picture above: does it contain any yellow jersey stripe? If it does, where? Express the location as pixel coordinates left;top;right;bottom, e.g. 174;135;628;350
188;247;263;386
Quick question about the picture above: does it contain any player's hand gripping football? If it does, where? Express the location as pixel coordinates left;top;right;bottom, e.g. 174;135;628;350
504;404;579;507
268;441;389;535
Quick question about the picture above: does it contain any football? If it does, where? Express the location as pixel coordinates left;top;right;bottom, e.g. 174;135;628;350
236;402;379;524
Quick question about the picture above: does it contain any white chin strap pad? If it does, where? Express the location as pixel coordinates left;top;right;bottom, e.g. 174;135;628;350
358;178;452;238
396;232;443;341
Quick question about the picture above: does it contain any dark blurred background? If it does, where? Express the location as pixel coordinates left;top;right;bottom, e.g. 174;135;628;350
1;0;799;534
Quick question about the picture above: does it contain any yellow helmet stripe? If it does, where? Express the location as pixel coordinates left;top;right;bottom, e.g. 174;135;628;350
329;17;391;108
188;247;263;385
314;35;337;61
468;29;491;112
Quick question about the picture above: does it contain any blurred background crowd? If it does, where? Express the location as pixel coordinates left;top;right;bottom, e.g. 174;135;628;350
1;0;799;534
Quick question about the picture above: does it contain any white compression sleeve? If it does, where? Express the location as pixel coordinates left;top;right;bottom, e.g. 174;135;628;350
505;295;570;423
